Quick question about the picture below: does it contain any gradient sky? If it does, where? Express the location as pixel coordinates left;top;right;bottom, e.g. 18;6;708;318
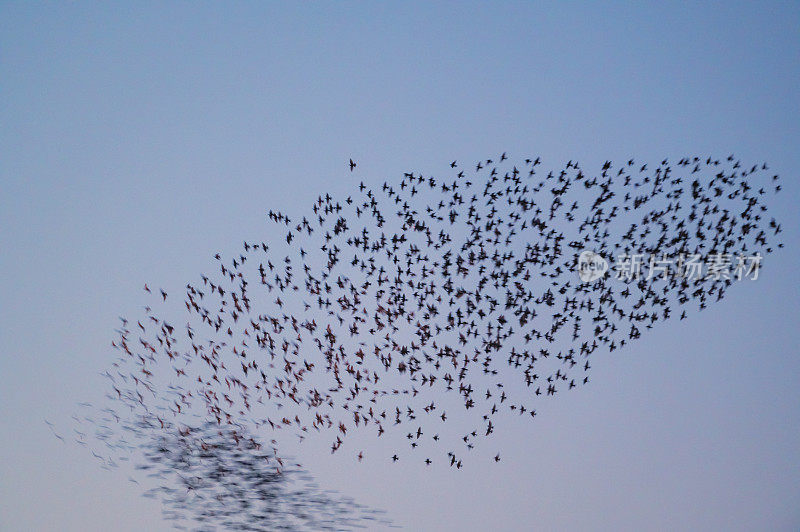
1;2;799;531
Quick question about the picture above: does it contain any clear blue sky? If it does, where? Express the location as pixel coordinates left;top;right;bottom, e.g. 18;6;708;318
1;2;799;530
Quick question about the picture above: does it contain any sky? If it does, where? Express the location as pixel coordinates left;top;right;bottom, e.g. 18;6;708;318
1;2;799;530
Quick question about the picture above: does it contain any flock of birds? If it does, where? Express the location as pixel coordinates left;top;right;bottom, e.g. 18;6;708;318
57;153;782;530
136;421;392;530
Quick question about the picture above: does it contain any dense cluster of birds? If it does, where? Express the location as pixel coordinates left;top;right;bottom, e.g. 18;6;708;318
58;153;782;529
137;421;393;530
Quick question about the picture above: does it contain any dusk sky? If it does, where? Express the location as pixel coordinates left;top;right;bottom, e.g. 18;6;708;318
1;3;799;531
